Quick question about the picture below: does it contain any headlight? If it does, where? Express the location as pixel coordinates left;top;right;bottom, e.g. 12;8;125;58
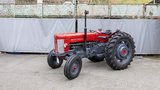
57;39;64;53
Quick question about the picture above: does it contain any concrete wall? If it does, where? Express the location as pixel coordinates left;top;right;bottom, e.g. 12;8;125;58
0;0;14;3
0;4;160;18
0;4;14;17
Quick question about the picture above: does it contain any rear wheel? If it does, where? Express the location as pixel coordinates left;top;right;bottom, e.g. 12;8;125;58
105;31;135;70
47;50;63;69
64;55;82;80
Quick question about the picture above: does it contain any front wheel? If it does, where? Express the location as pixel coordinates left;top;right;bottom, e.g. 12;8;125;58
105;31;135;70
64;55;82;80
47;50;63;69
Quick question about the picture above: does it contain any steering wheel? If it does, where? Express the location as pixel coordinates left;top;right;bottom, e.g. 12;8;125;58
89;30;96;33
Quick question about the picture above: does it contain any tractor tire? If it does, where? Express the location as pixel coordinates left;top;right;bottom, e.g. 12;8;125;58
105;31;135;70
47;50;63;69
88;56;104;62
64;55;82;80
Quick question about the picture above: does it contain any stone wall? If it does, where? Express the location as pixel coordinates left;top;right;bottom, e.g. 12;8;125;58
0;4;160;18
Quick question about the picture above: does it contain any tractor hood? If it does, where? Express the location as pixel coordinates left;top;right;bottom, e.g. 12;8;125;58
54;32;109;53
54;32;97;40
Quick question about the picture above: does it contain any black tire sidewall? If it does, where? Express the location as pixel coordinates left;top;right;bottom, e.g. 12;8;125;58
47;50;63;69
105;31;135;70
112;37;134;68
88;56;104;62
64;55;82;80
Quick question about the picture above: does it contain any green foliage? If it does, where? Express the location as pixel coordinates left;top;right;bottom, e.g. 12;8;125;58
89;0;109;4
89;0;151;4
15;0;36;4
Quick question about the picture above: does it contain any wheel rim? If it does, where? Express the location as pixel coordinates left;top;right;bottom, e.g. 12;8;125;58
70;62;79;76
116;44;129;59
115;39;133;64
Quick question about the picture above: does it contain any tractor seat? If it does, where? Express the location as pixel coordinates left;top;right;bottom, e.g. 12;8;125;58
102;30;112;35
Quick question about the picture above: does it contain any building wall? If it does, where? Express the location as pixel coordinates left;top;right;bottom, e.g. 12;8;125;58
0;4;160;18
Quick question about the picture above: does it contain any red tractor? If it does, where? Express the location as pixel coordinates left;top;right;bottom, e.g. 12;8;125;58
47;10;135;80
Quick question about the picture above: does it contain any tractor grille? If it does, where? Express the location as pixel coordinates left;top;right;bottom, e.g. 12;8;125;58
57;39;64;53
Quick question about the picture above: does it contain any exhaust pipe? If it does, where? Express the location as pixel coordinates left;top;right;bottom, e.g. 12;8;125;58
74;0;78;33
84;10;89;56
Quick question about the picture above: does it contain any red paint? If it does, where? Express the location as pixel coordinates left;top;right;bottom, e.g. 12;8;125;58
54;32;109;53
122;49;127;55
73;64;77;71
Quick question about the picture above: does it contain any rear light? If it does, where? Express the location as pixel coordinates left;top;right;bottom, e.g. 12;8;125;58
57;39;64;53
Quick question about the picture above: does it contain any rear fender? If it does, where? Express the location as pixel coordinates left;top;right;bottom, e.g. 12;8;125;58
108;30;121;38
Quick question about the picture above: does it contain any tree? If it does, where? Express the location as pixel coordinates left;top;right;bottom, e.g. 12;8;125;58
149;0;160;3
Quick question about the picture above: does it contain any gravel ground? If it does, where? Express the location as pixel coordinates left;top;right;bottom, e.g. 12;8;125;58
0;54;160;90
